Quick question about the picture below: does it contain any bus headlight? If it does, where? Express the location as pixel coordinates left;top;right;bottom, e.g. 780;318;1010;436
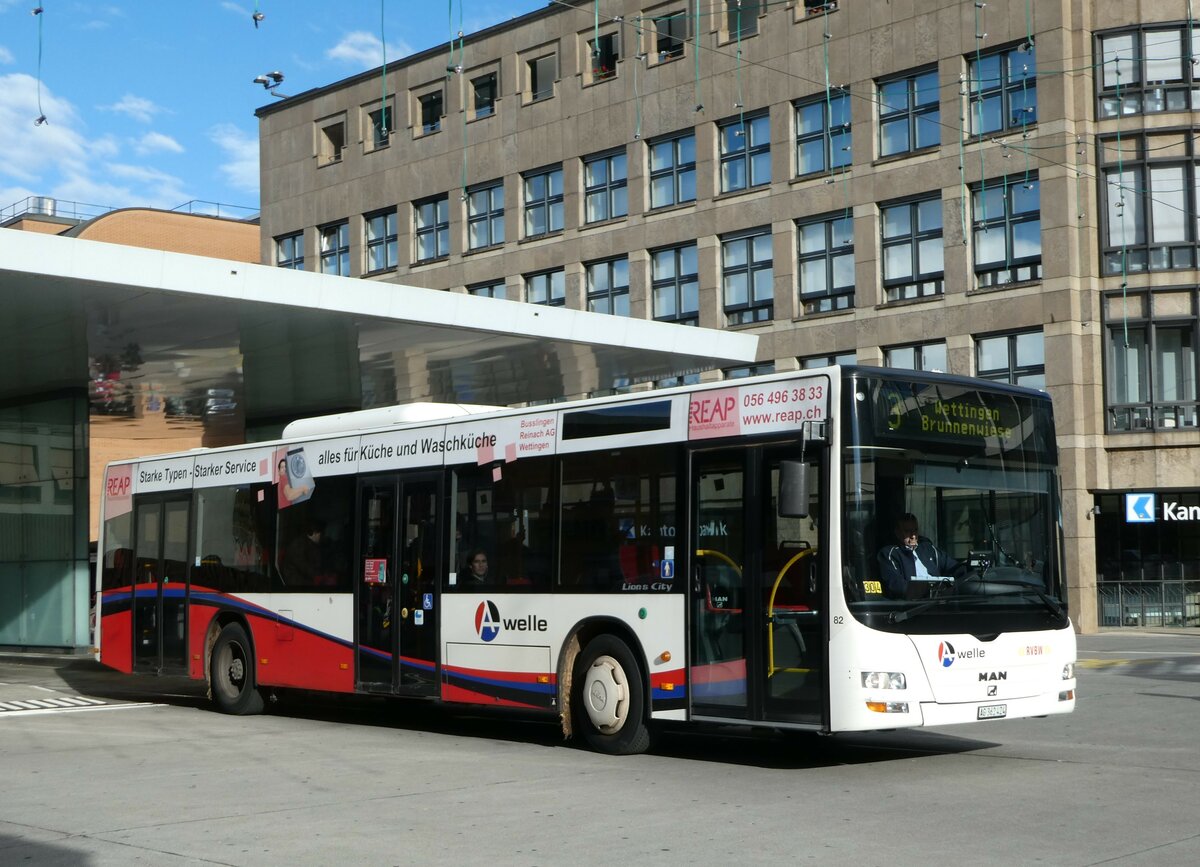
861;671;907;690
1062;663;1075;680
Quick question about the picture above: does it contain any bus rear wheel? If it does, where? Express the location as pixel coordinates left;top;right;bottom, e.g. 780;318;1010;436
211;622;265;715
572;635;650;755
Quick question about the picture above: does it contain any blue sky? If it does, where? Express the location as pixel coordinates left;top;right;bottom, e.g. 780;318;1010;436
0;1;538;216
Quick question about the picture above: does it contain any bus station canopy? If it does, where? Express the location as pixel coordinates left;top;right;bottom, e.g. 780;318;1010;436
0;229;757;419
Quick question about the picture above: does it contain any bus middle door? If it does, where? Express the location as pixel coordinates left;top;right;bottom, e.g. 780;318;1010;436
356;473;440;696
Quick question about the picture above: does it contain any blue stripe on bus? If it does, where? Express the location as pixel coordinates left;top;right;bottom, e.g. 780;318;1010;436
446;669;556;696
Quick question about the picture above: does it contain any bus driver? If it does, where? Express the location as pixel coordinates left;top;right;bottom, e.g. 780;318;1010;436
877;513;960;599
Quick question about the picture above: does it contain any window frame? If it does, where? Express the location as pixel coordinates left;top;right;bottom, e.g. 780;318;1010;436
877;66;940;158
417;89;444;135
880;195;945;302
319;221;350;276
651;7;689;64
1103;288;1200;432
718;111;771;193
967;42;1037;137
525;268;566;306
583;149;628;224
648;131;697;209
275;232;304;270
975;329;1046;388
466;180;505;251
522;165;565;238
365;101;394;151
585;30;620;83
1096;25;1199;118
795;91;852;176
526;52;558;102
468;281;505;299
1098;131;1200;275
316;116;346;166
723;0;761;41
470;70;499;120
585;257;630;316
884;340;948;373
796;212;855;314
971;176;1042;288
651;242;700;326
413;195;450;263
364;209;398;274
721;227;774;326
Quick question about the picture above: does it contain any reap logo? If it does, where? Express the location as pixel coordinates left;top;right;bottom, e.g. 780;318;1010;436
937;640;956;668
475;600;501;642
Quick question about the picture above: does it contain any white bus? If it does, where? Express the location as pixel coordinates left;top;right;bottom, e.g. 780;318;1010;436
97;367;1076;754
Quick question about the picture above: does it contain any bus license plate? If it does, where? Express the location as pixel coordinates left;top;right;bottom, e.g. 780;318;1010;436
977;703;1007;720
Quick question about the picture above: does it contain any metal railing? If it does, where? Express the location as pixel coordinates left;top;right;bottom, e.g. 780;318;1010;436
1098;579;1200;628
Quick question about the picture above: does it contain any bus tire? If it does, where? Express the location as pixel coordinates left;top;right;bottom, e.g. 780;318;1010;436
210;622;265;715
572;634;650;756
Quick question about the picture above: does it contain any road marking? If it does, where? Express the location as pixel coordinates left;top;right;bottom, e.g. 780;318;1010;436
0;696;164;715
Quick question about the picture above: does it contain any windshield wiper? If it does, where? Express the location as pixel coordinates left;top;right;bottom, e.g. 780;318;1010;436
982;579;1066;618
888;592;968;624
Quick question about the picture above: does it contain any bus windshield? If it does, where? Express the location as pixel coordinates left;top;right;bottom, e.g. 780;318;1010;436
841;371;1068;634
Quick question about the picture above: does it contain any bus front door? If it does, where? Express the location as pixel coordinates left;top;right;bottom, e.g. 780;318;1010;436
689;447;824;727
356;474;440;696
131;494;190;675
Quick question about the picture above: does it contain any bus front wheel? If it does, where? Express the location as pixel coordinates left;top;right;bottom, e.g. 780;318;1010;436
210;622;265;715
573;635;650;755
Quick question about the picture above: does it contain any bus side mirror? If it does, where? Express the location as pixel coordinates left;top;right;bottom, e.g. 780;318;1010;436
779;461;810;518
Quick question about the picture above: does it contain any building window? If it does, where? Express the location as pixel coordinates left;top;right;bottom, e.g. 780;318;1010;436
651;243;699;325
471;72;498;119
526;269;565;306
275;233;303;270
467;181;504;250
723;362;775;379
469;281;505;298
722;228;773;325
801;351;856;369
972;178;1041;287
885;341;947;373
976;330;1045;388
367;104;393;150
797;214;854;314
527;53;557;101
968;42;1037;136
878;67;940;157
364;210;398;273
586;257;630;316
1105;290;1199;431
418;90;444;134
656;372;702;388
725;0;761;40
317;118;345;166
587;32;619;82
649;132;696;209
319;222;350;276
653;9;688;63
1097;27;1199;118
881;196;944;301
584;150;627;223
802;0;839;15
719;112;771;193
795;92;851;176
523;166;564;238
1100;133;1200;275
414;196;449;262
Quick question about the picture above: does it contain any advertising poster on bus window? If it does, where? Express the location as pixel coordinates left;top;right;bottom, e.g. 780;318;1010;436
688;376;828;440
275;445;315;509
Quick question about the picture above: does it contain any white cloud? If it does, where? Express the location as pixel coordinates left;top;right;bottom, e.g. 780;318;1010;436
0;73;193;211
134;131;184;156
209;123;258;195
101;94;165;124
326;31;411;69
0;73;91;185
0;46;14;65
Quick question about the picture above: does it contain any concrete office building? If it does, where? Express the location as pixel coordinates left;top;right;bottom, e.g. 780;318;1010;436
255;0;1200;632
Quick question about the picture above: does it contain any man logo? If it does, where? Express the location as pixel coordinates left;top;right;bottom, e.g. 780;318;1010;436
938;640;956;667
475;600;501;642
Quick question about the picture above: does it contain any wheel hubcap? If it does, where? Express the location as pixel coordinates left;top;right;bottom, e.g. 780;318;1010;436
583;655;628;734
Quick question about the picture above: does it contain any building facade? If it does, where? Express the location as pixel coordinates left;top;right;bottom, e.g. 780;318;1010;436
255;0;1200;632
